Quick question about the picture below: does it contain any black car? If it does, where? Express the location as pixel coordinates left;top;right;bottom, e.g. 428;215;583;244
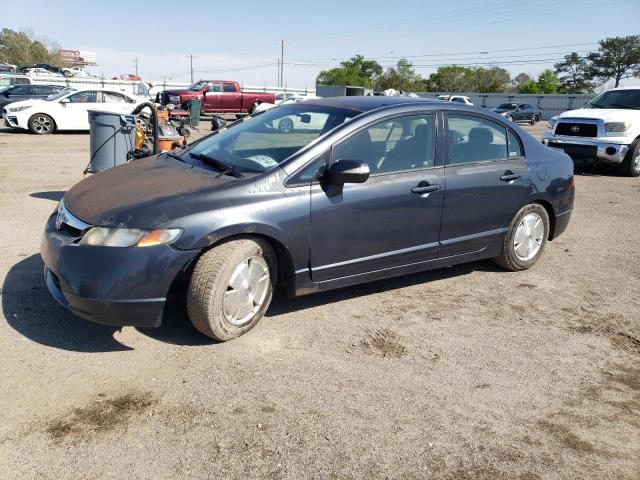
492;103;543;124
41;97;574;341
0;84;65;109
17;63;61;74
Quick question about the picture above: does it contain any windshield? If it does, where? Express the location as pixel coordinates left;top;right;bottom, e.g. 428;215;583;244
497;103;518;110
47;88;75;101
184;104;359;174
188;81;209;91
584;90;640;110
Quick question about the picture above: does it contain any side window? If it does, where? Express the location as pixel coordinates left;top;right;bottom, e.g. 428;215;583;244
10;86;30;95
68;91;97;103
507;130;523;157
448;115;508;165
222;83;236;93
101;91;127;103
334;114;436;175
289;151;330;184
208;83;222;93
452;97;465;103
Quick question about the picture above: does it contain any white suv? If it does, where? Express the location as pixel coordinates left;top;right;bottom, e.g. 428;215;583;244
542;87;640;176
435;94;473;105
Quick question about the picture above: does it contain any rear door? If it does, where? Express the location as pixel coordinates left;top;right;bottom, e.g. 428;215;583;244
221;82;242;112
309;112;445;282
439;113;529;257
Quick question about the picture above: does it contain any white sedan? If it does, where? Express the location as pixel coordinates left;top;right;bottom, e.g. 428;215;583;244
2;88;147;134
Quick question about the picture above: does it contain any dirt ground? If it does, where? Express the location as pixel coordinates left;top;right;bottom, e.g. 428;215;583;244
0;120;638;480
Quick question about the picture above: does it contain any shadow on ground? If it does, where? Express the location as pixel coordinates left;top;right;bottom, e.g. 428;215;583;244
2;254;132;352
4;253;498;350
30;191;65;202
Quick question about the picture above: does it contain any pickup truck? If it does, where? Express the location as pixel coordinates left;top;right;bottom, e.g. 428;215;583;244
159;80;275;115
542;86;640;177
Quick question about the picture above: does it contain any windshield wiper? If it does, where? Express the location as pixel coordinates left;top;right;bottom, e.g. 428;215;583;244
189;152;244;178
163;151;185;162
609;103;635;110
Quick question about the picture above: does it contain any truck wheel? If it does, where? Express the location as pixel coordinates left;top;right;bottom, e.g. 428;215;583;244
249;102;259;114
494;203;549;271
619;139;640;177
28;114;55;135
187;237;277;341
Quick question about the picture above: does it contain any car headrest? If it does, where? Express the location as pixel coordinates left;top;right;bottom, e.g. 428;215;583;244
469;127;493;144
414;123;429;140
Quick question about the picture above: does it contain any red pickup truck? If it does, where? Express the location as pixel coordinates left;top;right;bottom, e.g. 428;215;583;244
159;80;275;115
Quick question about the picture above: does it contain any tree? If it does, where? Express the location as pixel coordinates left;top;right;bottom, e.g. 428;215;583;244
518;80;540;94
586;35;640;87
470;67;511;93
378;58;425;91
0;28;62;67
316;55;382;88
536;69;560;94
427;65;510;93
510;73;533;92
555;52;593;93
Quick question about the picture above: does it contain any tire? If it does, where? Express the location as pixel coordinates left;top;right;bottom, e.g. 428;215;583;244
494;203;550;271
249;102;259;114
278;117;294;133
179;126;191;138
28;113;55;135
187;237;277;341
533;115;540;123
619;139;640;177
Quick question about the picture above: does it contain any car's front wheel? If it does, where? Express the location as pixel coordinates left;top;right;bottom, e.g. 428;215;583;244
507;115;515;123
28;113;55;135
187;237;277;341
494;203;549;271
619;139;640;177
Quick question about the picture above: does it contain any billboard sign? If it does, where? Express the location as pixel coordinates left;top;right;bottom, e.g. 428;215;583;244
60;49;97;65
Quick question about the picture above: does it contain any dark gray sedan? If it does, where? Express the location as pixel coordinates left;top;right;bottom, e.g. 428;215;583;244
41;97;574;341
0;84;64;109
492;103;543;124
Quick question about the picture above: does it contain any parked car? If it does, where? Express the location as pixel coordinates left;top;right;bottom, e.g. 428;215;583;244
2;88;146;134
112;74;142;81
0;84;65;109
436;94;473;105
493;103;542;125
274;92;307;104
159;80;275;115
41;96;574;341
542;87;640;176
23;67;61;78
19;63;61;73
0;60;17;72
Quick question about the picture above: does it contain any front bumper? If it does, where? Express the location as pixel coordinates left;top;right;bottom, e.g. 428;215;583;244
541;134;629;164
40;212;199;327
2;111;20;128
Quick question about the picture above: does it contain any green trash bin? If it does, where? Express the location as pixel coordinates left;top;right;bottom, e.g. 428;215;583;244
188;99;201;127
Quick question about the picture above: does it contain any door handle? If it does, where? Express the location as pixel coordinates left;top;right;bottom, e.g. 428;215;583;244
411;183;440;194
500;171;521;182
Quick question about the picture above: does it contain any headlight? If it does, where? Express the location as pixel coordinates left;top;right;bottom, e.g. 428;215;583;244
8;105;31;112
605;122;631;133
168;95;181;103
79;227;182;247
547;118;557;130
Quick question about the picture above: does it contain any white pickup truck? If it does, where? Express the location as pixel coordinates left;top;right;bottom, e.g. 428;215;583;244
542;86;640;176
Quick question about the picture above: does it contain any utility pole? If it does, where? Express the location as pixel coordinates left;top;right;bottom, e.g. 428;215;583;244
276;39;288;88
134;58;138;76
186;53;196;83
277;58;280;87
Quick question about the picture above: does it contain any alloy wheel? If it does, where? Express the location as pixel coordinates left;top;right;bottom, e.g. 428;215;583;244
513;212;545;261
31;115;52;134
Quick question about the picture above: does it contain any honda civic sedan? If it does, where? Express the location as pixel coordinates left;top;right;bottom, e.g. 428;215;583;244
41;97;575;341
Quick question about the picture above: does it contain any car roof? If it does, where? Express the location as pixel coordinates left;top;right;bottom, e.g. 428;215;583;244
609;86;640;91
302;95;444;112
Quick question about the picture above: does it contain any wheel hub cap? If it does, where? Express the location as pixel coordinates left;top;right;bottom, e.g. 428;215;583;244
513;212;544;262
223;256;270;326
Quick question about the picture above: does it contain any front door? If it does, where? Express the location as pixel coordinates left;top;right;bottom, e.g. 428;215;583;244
309;113;445;282
59;90;99;129
202;82;222;112
439;113;529;257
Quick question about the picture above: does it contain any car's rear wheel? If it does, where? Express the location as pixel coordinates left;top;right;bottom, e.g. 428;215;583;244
187;237;277;341
619;139;640;177
249;102;259;114
494;203;549;271
533;114;540;123
28;113;55;135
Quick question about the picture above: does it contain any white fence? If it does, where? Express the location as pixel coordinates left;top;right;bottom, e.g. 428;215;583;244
416;92;596;119
0;74;315;97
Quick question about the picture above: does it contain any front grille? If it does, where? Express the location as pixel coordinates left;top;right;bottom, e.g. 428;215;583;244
555;122;598;137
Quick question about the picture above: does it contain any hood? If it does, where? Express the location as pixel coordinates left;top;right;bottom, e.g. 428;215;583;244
3;98;47;109
557;108;638;122
63;157;232;228
492;108;513;113
164;88;197;96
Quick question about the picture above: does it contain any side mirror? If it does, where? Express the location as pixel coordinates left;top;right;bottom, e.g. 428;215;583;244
59;97;70;104
299;113;311;124
211;115;227;131
326;159;370;185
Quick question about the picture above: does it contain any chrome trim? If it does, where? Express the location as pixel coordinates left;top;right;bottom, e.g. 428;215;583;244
56;200;92;232
541;135;629;164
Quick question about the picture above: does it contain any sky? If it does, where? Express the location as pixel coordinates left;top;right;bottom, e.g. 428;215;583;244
2;0;639;88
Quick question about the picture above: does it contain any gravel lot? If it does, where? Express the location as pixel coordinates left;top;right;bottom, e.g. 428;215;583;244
0;120;638;480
